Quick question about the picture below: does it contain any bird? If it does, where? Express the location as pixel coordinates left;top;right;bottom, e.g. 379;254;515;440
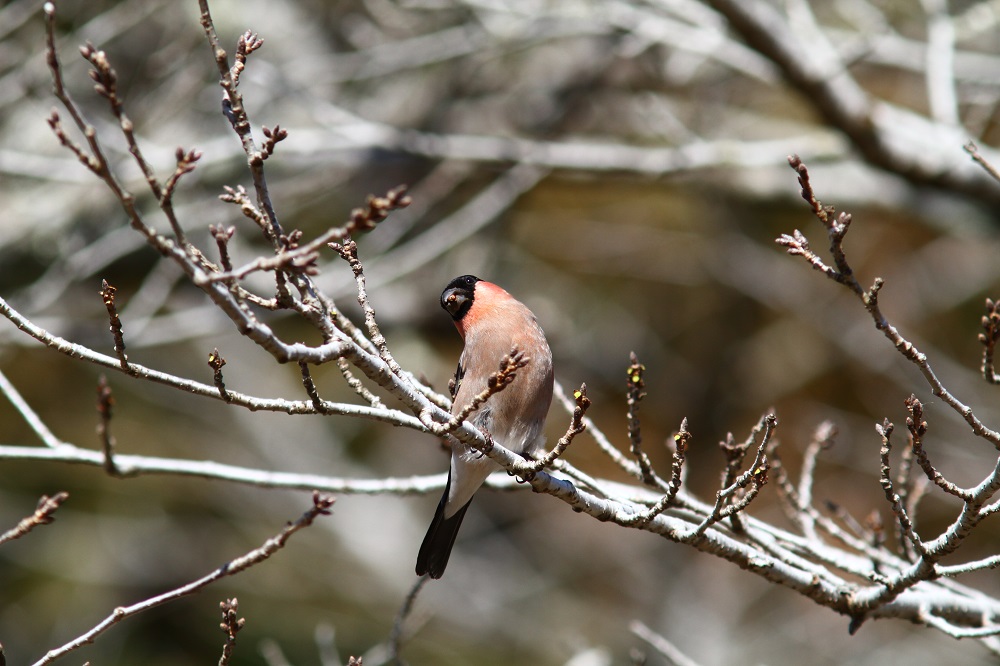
416;275;554;579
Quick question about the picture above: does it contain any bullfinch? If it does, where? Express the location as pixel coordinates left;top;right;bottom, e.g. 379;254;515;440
416;275;554;579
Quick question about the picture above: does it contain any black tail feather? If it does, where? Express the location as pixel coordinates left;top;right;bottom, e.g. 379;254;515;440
416;478;473;579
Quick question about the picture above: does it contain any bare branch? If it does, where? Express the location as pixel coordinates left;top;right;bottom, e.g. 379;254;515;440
99;280;129;373
620;418;691;527
95;375;119;477
0;295;417;427
630;620;703;666
705;0;1000;203
388;576;428;663
979;297;1000;384
218;598;245;666
0;493;70;546
33;492;334;666
554;381;639;479
626;352;659;487
905;395;970;500
207;348;231;402
331;237;406;378
965;141;1000;184
523;384;591;476
781;157;1000;452
0;368;63;449
876;418;926;557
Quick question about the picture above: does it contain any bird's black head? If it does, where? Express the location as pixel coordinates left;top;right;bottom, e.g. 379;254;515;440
441;275;480;321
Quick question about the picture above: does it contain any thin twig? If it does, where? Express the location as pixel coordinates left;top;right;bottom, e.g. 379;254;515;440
218;598;245;666
684;413;775;539
554;380;638;477
208;348;231;402
96;375;120;476
44;3;179;254
388;576;428;664
0;493;70;546
876;418;925;556
0;296;414;427
965;141;1000;184
210;224;236;273
77;40;192;244
331;237;407;378
299;362;330;413
336;358;384;408
100;279;129;372
33;492;335;666
523;384;591;476
0;368;63;449
629;620;703;666
197;0;283;243
904;395;969;500
620;419;691;526
979;297;1000;384
626;352;658;487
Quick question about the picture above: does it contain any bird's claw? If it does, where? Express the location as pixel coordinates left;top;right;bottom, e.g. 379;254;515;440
474;429;494;459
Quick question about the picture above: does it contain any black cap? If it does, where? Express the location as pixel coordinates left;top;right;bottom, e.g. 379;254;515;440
441;275;480;321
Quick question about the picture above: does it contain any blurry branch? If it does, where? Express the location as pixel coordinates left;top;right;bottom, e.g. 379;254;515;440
218;598;245;666
704;0;1000;204
32;492;335;666
375;126;841;176
965;141;1000;184
95;375;118;476
289;0;1000;204
7;0;1000;224
0;492;69;546
307;0;1000;207
388;576;429;665
630;620;703;666
922;0;959;127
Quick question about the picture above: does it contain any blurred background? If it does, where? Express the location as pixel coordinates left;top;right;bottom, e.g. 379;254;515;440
1;0;1000;663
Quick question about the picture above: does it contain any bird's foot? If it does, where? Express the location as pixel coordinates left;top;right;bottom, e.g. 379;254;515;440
474;429;494;459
